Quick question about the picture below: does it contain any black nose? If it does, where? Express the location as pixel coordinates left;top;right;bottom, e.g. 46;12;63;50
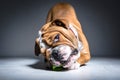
52;50;63;61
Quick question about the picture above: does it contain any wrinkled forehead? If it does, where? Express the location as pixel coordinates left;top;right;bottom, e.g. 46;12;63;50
39;19;79;48
40;29;76;48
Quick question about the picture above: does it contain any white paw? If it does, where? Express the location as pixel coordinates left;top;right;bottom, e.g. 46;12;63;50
69;62;80;70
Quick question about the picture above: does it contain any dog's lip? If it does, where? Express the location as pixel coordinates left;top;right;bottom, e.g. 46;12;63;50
60;60;68;66
49;59;61;66
49;55;71;66
63;62;72;68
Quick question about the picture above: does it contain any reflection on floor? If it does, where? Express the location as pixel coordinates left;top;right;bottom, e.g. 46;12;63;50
0;57;120;80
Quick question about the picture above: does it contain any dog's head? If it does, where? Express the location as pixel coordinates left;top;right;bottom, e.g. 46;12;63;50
35;19;83;68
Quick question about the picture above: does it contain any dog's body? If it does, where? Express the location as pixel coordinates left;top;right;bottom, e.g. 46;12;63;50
35;3;90;69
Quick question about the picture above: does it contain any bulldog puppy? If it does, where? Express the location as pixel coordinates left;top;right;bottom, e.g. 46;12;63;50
35;3;91;69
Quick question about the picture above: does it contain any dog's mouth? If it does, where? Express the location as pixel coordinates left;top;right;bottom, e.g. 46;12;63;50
49;45;79;68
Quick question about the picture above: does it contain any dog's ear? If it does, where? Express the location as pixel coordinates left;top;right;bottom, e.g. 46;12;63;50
35;38;40;56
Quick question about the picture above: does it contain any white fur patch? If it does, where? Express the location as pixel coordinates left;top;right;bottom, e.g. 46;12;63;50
63;51;80;68
38;31;47;49
78;41;83;51
69;62;80;69
69;24;78;38
69;24;83;52
59;45;72;61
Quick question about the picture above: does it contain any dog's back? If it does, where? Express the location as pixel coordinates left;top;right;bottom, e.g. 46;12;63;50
46;3;77;23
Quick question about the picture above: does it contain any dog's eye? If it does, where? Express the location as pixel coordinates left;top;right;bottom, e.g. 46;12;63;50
54;34;59;42
53;20;67;29
55;20;64;26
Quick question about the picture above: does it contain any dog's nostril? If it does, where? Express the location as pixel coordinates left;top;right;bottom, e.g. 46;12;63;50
71;49;78;55
52;50;58;55
52;50;59;60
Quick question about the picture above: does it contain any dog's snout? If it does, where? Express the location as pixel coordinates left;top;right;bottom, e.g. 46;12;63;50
52;50;62;61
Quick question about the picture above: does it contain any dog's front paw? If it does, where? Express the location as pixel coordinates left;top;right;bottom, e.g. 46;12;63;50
68;62;80;70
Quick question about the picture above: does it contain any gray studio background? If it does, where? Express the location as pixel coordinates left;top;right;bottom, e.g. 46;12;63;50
0;0;120;58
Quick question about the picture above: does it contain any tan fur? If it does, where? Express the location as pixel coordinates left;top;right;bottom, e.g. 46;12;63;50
35;3;90;65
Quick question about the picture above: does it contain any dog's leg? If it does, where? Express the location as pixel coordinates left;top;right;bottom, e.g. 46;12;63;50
77;52;91;65
35;38;40;56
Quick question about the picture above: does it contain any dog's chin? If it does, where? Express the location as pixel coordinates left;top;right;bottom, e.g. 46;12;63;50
49;45;80;69
49;54;79;69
